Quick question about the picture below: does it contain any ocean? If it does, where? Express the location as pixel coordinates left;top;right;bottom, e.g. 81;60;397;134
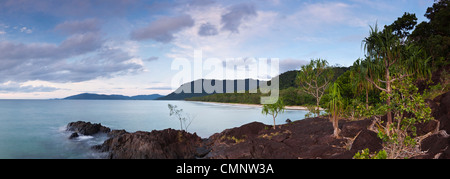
0;100;309;159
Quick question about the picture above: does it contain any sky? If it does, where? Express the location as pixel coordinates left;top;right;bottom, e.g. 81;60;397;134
0;0;433;99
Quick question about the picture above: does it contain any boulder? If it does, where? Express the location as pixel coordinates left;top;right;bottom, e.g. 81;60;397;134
340;118;374;138
68;132;79;139
100;129;202;159
350;129;383;153
431;91;450;133
66;121;111;135
420;130;450;159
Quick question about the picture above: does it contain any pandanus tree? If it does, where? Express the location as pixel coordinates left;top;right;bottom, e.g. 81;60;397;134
362;24;430;130
326;82;343;138
350;58;373;110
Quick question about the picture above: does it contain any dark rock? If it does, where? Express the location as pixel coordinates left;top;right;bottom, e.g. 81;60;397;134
350;129;383;153
286;118;292;123
70;117;366;159
100;129;202;159
431;91;450;133
195;146;211;158
66;121;111;135
340;118;374;138
205;117;350;159
415;119;439;136
69;132;79;139
420;130;450;159
107;129;128;138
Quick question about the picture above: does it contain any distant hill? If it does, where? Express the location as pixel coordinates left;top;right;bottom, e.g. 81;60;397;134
63;93;163;100
157;79;261;100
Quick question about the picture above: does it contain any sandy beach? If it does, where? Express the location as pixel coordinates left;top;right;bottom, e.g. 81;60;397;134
194;101;323;110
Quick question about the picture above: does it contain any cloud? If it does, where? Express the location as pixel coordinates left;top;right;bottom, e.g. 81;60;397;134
130;15;195;43
198;22;218;36
0;32;102;61
0;0;141;18
20;26;32;34
0;34;144;83
279;59;308;73
287;2;369;28
144;56;159;62
54;18;101;35
221;3;257;33
0;82;59;93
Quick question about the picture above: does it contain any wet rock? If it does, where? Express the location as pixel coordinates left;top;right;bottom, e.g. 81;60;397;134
66;121;111;135
69;132;79;139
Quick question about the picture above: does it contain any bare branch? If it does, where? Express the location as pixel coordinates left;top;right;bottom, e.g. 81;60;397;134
365;76;388;92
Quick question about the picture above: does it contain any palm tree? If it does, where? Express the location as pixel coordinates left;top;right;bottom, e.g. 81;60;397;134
327;82;343;138
362;24;430;128
350;58;373;110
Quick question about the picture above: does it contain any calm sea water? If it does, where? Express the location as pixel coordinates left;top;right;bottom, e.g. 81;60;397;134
0;100;308;159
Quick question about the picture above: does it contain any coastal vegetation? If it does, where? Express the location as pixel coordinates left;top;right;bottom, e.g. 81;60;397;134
186;0;450;159
297;58;334;117
261;98;286;129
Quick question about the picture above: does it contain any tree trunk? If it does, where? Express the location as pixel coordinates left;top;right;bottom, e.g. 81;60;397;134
386;68;392;126
273;115;276;129
385;61;392;136
316;97;320;117
365;88;369;110
332;112;340;138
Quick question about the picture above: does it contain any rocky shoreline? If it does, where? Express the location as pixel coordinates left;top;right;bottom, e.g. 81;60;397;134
66;91;450;159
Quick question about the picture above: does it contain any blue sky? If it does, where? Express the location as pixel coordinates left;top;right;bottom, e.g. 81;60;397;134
0;0;433;99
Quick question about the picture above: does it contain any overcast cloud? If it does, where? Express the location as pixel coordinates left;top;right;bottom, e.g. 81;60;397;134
221;3;257;33
130;15;195;43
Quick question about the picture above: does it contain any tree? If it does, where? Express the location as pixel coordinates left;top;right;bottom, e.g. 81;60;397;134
168;104;194;131
362;25;430;128
297;59;334;117
410;0;450;67
375;77;433;159
262;98;285;129
384;12;418;42
326;82;344;138
350;58;372;110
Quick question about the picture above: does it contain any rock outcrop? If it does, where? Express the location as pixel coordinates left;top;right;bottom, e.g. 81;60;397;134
66;121;111;136
99;129;202;159
65;91;449;159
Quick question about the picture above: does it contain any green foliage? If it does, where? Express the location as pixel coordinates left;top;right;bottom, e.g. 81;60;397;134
384;12;418;41
304;104;321;118
353;149;387;159
262;98;285;129
374;77;433;159
410;0;450;67
326;82;344;137
297;59;334;117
